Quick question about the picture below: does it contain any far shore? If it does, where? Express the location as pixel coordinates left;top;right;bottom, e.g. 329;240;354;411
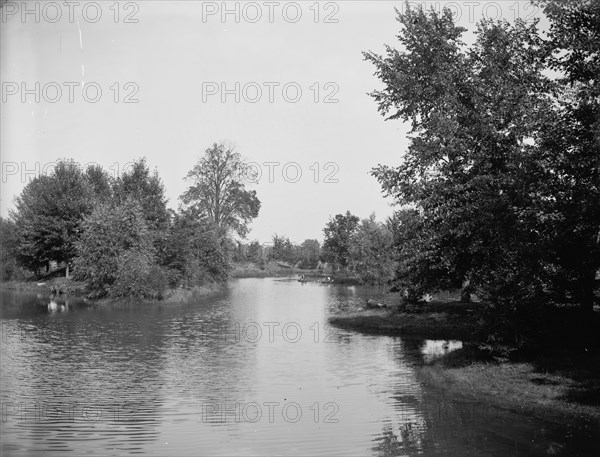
1;261;354;301
0;277;225;305
0;264;320;305
231;261;361;284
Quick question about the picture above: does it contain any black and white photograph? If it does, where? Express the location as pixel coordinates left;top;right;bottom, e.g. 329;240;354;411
1;1;599;455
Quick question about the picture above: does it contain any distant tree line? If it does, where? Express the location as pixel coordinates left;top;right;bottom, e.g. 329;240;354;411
232;223;395;284
231;236;321;270
321;211;396;286
1;143;261;299
362;1;599;314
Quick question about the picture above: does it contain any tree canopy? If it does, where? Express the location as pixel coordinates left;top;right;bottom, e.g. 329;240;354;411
73;199;155;298
6;153;237;296
348;215;396;285
322;211;360;271
10;160;99;275
365;1;599;310
181;143;261;238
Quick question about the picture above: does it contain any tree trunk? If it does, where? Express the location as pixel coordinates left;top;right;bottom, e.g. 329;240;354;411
581;268;596;313
460;278;472;303
460;288;471;303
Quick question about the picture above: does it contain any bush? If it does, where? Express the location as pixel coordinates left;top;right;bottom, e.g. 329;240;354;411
348;215;396;285
73;200;156;298
110;251;167;299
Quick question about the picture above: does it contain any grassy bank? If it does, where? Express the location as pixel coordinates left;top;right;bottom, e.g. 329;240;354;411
1;277;225;304
1;277;87;296
328;300;600;426
418;347;600;426
329;301;481;340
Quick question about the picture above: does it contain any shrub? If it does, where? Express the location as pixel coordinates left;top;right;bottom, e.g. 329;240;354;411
111;251;167;300
73;200;155;298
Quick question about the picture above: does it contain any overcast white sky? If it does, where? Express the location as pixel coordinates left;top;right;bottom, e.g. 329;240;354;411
1;1;547;243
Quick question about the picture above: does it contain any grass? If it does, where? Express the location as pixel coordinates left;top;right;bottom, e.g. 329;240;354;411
329;300;481;340
328;299;600;426
1;275;225;304
418;347;600;426
1;276;87;296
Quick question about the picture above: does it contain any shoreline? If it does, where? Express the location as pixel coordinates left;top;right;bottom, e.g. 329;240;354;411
417;352;600;428
328;307;600;427
1;263;354;299
328;308;481;341
231;261;314;279
231;262;360;284
0;278;225;305
6;278;599;426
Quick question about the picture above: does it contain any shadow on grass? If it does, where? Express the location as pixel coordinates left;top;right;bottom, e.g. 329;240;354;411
525;352;600;408
508;308;600;408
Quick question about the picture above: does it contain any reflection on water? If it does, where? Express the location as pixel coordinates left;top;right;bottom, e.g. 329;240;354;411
1;279;598;456
421;340;463;363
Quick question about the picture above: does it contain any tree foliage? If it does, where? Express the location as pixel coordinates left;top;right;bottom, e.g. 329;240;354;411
246;240;263;263
348;215;396;285
181;143;261;238
10;160;98;276
162;207;231;285
72;199;157;298
271;234;296;263
111;251;167;300
114;158;170;231
322;211;360;271
7;154;239;296
299;239;320;269
0;217;23;280
365;2;599;311
536;0;600;309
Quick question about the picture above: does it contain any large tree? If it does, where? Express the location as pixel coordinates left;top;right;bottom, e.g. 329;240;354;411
348;215;396;285
300;239;320;269
535;0;600;310
322;211;360;271
271;234;296;264
113;158;170;231
162;207;230;285
365;2;599;311
85;164;113;204
0;217;21;280
113;158;170;268
181;143;261;238
11;160;98;277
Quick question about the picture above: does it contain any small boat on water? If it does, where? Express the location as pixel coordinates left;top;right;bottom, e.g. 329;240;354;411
297;274;335;284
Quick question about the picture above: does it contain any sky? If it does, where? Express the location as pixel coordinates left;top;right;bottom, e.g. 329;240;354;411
0;0;548;244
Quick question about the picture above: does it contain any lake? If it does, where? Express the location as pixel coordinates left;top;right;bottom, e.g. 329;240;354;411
1;278;597;456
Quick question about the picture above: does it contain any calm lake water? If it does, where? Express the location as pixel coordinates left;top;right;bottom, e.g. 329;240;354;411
1;278;597;456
